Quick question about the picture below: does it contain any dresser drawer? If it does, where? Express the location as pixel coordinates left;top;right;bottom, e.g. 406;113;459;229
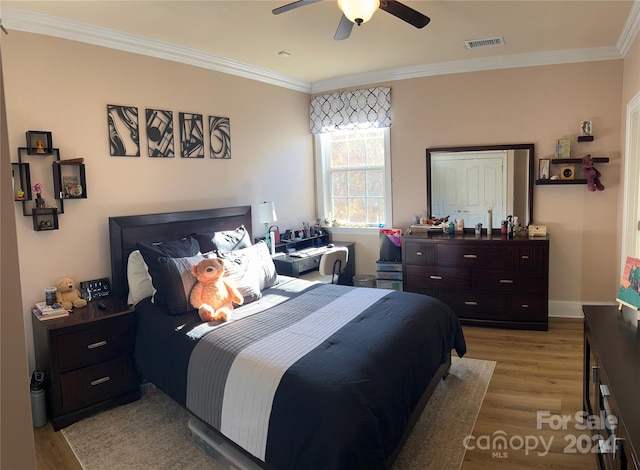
403;242;436;265
471;269;547;293
507;295;547;321
405;265;470;290
438;291;508;320
56;316;135;370
437;244;505;268
59;356;137;411
507;246;548;270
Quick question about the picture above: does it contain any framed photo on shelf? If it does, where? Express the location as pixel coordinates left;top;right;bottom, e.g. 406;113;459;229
538;158;550;180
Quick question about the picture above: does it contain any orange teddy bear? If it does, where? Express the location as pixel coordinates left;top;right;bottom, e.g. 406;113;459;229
190;258;243;322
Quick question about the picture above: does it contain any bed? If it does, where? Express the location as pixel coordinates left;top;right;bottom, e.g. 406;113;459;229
109;206;467;469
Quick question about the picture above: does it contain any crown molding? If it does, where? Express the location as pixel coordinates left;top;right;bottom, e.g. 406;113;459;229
310;46;623;94
617;0;640;57
2;6;634;96
1;6;313;94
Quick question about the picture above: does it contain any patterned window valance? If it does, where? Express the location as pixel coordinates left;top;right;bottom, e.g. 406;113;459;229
310;87;391;134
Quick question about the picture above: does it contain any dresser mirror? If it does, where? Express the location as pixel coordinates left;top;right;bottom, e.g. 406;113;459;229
426;143;534;229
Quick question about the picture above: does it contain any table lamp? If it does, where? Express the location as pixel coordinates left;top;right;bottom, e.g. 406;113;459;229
256;201;277;249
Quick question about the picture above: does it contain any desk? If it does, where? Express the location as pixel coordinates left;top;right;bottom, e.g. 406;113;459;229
272;241;355;285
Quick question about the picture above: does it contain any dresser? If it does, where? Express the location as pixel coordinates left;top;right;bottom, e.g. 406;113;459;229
32;299;140;430
402;233;549;330
583;305;639;469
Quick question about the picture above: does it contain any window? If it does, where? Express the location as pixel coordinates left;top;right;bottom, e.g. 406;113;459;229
315;127;391;228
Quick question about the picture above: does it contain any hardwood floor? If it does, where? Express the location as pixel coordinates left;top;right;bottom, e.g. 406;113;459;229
461;317;597;469
32;317;597;470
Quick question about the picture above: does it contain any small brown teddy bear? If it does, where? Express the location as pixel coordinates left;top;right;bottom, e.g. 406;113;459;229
55;276;88;310
190;258;243;322
582;154;605;192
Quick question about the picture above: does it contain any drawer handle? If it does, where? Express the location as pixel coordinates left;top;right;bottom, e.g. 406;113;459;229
598;437;624;457
416;251;423;256
91;376;110;386
521;255;530;259
614;437;624;461
430;275;443;280
521;304;529;308
463;254;477;258
87;340;107;349
599;384;614;417
499;279;514;284
464;301;478;306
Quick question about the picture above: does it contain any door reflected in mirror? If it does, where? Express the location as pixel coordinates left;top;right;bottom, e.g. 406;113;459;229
426;144;534;229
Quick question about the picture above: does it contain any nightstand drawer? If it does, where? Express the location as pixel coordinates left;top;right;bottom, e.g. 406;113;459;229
56;316;135;370
60;356;137;410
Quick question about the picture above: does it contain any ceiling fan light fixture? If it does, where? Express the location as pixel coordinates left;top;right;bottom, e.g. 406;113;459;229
337;0;380;25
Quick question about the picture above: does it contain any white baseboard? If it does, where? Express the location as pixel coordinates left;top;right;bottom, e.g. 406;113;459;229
548;300;618;318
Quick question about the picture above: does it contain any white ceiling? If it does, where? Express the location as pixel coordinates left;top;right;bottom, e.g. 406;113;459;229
2;1;639;93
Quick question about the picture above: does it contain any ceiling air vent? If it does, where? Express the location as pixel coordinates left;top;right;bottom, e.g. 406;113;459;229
465;37;505;50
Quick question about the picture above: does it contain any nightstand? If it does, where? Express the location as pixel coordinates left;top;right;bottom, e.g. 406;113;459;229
31;298;140;430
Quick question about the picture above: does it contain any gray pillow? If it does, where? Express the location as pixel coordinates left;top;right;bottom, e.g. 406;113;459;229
217;241;278;301
191;225;251;253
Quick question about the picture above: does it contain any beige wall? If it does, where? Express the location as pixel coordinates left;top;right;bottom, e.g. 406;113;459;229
334;61;625;305
1;46;38;469
2;31;314;372
390;61;623;302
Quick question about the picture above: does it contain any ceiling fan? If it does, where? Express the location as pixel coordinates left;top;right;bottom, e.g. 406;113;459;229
272;0;430;41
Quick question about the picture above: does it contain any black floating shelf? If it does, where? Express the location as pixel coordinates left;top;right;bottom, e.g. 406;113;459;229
536;179;589;185
551;157;609;164
577;135;594;142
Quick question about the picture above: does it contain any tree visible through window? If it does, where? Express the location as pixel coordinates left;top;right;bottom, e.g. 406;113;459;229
317;128;390;227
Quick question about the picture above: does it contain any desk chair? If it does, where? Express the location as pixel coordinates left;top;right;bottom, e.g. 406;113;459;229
303;246;349;284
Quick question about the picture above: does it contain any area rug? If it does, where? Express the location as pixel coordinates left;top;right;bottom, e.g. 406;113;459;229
62;357;495;470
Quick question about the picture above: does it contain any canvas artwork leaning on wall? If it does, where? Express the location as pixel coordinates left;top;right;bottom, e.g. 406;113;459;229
616;256;640;309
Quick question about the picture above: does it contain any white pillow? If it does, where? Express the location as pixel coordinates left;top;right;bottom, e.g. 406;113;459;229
127;250;155;305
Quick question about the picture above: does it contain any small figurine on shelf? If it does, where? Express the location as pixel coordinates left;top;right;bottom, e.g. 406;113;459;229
33;183;45;208
39;219;53;230
35;140;46;154
16;188;25;200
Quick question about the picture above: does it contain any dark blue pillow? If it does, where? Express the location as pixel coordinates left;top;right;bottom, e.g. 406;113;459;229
136;237;200;307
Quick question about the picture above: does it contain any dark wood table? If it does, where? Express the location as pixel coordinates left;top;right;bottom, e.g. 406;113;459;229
582;305;640;469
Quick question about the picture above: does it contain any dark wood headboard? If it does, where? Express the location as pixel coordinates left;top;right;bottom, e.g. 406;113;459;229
108;206;252;303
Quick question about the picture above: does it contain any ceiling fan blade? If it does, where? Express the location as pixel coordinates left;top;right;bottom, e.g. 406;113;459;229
334;14;354;41
272;0;322;15
379;1;430;29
